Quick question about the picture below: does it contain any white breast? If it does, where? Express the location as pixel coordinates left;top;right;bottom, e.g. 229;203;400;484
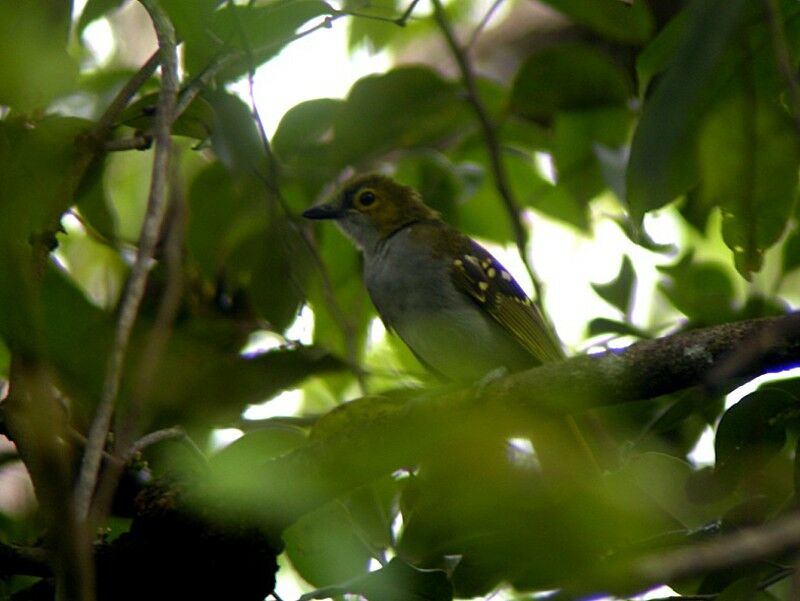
363;226;532;381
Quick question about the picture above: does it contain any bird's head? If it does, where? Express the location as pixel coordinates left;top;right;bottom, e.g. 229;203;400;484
302;174;439;252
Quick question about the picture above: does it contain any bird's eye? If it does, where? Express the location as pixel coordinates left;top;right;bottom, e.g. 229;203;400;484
356;189;377;208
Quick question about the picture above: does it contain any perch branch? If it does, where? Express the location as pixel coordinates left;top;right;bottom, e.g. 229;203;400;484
245;314;800;529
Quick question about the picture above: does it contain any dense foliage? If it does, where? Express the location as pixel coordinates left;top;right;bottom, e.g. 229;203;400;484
2;0;800;600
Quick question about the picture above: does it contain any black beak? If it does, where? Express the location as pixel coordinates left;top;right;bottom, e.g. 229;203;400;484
302;203;343;220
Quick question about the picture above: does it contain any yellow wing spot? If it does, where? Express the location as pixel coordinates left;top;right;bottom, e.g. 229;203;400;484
500;271;512;281
465;255;481;267
481;259;491;269
478;281;489;291
453;258;463;267
487;267;496;278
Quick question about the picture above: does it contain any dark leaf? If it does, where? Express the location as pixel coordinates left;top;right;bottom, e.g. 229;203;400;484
205;90;270;178
184;1;335;82
77;0;127;34
636;10;687;96
536;0;654;44
333;66;471;167
510;45;631;121
783;226;800;275
626;0;750;222
0;2;78;109
550;108;633;207
346;0;403;52
591;255;636;315
587;318;650;340
161;0;218;63
0;116;93;352
186;161;309;331
657;257;736;325
344;477;400;551
284;501;374;587
272;98;342;169
698;88;800;279
714;389;797;491
299;557;453;601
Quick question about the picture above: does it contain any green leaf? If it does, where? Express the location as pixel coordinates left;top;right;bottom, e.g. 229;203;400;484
616;453;711;529
205;90;270;178
272;98;343;169
636;10;687;96
186;162;308;331
510;44;631;121
550;108;633;208
147;335;345;427
715;389;797;490
333;66;471;167
305;225;371;362
626;0;750;222
284;501;374;587
300;557;454;601
77;0;127;34
184;1;335;82
657;256;736;326
346;0;403;52
344;477;399;551
160;0;217;58
0;2;78;110
587;318;650;340
591;256;636;315
39;266;115;409
537;0;654;44
0;116;93;351
783;227;800;275
212;426;308;471
698;90;800;279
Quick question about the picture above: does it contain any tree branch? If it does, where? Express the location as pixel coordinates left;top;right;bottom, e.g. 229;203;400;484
614;509;800;596
75;0;179;523
242;314;800;529
430;0;545;302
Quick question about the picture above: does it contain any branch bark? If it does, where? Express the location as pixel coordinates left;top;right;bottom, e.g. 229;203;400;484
243;314;800;529
76;0;179;523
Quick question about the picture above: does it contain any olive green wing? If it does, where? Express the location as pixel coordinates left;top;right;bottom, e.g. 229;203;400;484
448;236;564;364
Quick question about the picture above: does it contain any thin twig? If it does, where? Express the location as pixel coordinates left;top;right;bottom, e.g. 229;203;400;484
466;0;505;51
229;2;368;391
175;13;339;120
75;0;179;522
94;50;160;138
89;147;189;526
396;0;422;25
628;510;800;592
104;135;153;151
430;0;545;305
175;0;420;120
762;0;800;139
126;426;206;462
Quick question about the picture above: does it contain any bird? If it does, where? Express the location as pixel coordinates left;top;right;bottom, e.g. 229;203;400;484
303;173;594;474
